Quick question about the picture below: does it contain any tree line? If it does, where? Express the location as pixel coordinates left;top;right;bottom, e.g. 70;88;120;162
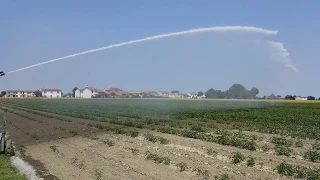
204;83;259;99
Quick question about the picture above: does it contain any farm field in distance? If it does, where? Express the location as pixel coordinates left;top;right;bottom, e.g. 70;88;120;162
0;98;320;180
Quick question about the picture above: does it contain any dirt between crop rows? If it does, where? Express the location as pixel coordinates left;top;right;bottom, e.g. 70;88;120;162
24;132;297;180
0;108;318;180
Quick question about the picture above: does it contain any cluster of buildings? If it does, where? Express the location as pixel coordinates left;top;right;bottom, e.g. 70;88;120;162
3;86;206;99
74;86;206;99
5;89;62;98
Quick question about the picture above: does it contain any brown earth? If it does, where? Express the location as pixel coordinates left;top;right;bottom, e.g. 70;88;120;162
0;107;318;180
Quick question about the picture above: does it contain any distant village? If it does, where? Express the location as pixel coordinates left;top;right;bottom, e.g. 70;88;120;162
1;84;317;101
1;86;206;99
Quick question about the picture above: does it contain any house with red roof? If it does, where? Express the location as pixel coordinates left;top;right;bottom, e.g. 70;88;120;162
295;96;308;100
105;88;124;97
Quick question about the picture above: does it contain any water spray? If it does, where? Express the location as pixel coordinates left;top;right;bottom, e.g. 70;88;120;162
6;26;277;74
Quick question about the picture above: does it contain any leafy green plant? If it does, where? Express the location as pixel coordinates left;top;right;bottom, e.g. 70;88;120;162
261;144;271;152
303;150;320;162
275;145;293;156
277;162;294;176
207;148;218;156
69;130;79;136
158;137;169;144
145;151;170;165
144;134;169;144
144;134;158;143
194;167;210;180
176;162;187;171
295;140;303;148
312;142;320;150
231;152;245;164
271;137;293;147
214;174;231;180
247;156;255;167
127;130;139;137
191;125;205;132
276;162;320;179
114;128;126;134
49;145;57;152
102;139;115;147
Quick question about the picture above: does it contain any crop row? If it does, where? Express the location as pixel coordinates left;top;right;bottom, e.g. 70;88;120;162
1;99;320;141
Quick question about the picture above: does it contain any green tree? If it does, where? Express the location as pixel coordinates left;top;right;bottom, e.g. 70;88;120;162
34;91;42;97
205;83;259;99
284;95;295;100
72;87;78;97
1;91;6;97
307;96;315;100
226;84;247;99
205;88;215;98
215;90;226;99
250;87;259;97
197;91;204;97
171;90;180;94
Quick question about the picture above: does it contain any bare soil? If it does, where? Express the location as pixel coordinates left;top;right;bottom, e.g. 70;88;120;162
0;107;318;180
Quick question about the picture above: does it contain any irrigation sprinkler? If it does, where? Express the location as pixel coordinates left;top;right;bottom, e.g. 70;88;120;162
0;116;7;154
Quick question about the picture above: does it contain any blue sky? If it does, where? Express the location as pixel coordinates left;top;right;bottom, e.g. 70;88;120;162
1;1;319;97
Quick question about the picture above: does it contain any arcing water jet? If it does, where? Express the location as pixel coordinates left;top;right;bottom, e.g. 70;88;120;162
6;26;277;74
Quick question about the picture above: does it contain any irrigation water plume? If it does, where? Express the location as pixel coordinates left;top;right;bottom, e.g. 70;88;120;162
7;26;277;74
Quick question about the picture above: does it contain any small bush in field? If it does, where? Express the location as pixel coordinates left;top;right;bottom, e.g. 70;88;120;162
303;150;320;162
145;151;171;165
214;174;231;180
275;145;293;156
312;142;320;150
207;148;218;156
49;145;57;152
103;139;115;147
194;167;210;179
246;156;255;167
69;130;79;136
295;140;303;148
128;130;139;137
261;144;271;152
176;162;187;171
144;134;158;143
271;137;293;147
158;137;169;144
144;134;169;144
231;152;245;164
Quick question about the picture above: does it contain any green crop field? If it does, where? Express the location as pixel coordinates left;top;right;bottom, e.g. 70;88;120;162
1;98;320;179
1;99;320;142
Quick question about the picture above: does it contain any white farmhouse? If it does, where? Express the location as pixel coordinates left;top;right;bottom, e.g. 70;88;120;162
6;90;36;98
295;96;308;100
75;87;102;98
39;88;62;98
75;89;83;98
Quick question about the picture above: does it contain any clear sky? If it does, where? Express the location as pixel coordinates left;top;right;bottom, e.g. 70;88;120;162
1;1;319;97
